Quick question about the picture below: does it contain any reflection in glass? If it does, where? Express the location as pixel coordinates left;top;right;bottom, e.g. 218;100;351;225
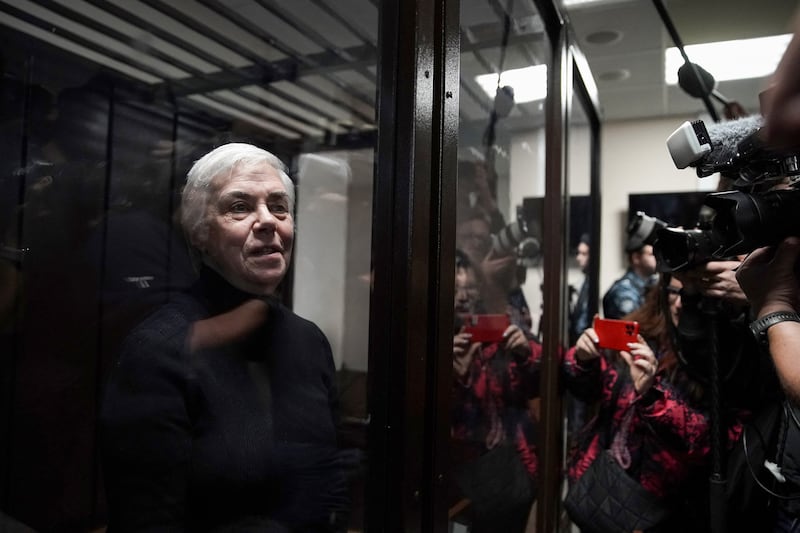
449;0;550;530
0;1;376;530
562;86;595;531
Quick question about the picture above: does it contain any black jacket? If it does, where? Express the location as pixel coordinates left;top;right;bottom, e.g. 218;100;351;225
100;268;351;532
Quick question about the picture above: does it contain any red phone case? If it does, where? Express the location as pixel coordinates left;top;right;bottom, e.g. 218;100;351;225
592;317;640;352
464;314;511;343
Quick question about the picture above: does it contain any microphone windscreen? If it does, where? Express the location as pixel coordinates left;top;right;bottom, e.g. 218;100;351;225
705;115;763;165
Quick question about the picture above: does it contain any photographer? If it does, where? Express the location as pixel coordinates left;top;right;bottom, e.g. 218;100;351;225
456;209;533;334
737;237;800;402
670;258;759;389
735;237;800;533
450;249;540;532
564;275;724;533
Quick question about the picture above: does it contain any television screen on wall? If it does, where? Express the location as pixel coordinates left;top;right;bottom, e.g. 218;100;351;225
522;195;592;252
628;191;709;229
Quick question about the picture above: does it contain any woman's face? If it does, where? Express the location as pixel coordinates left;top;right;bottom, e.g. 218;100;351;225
666;279;683;326
202;162;294;295
454;265;481;315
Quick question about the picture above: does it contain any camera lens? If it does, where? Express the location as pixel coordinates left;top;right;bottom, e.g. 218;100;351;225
654;227;717;272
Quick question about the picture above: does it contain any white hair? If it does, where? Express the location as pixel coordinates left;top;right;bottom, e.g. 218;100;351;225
180;143;295;247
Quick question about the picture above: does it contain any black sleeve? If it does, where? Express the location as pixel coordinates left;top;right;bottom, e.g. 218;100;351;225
100;316;192;532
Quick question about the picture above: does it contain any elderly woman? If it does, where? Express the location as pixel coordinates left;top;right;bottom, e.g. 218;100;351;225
100;143;350;532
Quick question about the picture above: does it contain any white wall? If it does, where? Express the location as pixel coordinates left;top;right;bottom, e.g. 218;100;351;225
506;115;720;328
598;116;717;293
293;150;373;372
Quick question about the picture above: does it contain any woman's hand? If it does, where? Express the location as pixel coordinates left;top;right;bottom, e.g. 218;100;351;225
453;329;480;380
619;335;658;395
574;325;600;362
502;325;530;358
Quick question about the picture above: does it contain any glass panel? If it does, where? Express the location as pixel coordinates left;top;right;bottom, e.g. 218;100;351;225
562;79;595;531
450;0;551;530
0;1;377;530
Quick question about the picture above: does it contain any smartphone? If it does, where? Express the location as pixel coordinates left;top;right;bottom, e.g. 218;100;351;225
463;314;511;343
592;317;640;352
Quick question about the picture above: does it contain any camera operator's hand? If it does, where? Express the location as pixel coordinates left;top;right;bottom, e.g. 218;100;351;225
479;248;518;313
481;247;517;282
736;236;800;318
675;260;748;306
574;323;601;362
453;329;481;381
619;335;657;395
502;324;530;359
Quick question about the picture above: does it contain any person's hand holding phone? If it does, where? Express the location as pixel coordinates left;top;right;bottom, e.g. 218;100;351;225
453;328;481;381
619;335;658;395
502;324;530;359
574;318;601;362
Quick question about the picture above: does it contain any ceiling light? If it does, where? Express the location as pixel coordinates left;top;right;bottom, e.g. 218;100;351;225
563;0;636;8
665;34;791;84
599;69;630;82
475;64;547;104
585;30;622;46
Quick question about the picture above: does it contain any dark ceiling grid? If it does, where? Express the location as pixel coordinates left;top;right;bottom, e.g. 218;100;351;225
459;29;493;109
84;0;318;140
0;1;188;83
130;0;348;138
79;0;248;78
307;0;377;48
145;0;374;138
226;86;332;137
486;0;541;73
195;90;319;139
223;0;377;119
0;0;551;149
249;0;377;121
31;0;214;80
192;0;376;127
182;92;304;139
253;0;377;84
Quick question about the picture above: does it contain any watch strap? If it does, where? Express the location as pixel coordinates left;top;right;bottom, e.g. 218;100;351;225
750;311;800;343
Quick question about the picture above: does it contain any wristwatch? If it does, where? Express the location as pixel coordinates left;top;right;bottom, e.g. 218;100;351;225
749;311;800;344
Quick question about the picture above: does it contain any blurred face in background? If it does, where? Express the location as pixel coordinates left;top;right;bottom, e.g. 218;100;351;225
576;242;590;273
665;278;683;326
632;244;657;277
455;265;481;315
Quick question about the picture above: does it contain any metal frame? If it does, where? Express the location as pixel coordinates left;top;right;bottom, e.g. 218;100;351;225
367;0;450;529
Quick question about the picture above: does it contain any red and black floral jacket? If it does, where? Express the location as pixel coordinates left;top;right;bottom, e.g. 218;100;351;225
562;345;743;499
451;339;543;479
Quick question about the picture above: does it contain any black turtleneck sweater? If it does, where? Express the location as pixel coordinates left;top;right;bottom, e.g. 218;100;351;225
100;268;349;532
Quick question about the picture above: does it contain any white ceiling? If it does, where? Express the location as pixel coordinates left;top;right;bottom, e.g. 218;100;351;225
563;0;798;121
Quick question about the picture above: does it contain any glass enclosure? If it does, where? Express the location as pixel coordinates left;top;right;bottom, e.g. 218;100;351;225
449;0;551;530
0;1;377;530
0;1;600;531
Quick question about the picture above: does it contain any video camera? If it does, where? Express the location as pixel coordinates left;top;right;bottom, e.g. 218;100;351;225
657;116;800;271
492;204;542;267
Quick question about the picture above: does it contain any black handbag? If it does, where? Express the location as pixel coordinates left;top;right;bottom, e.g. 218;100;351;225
564;375;669;533
564;449;669;533
454;442;534;521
